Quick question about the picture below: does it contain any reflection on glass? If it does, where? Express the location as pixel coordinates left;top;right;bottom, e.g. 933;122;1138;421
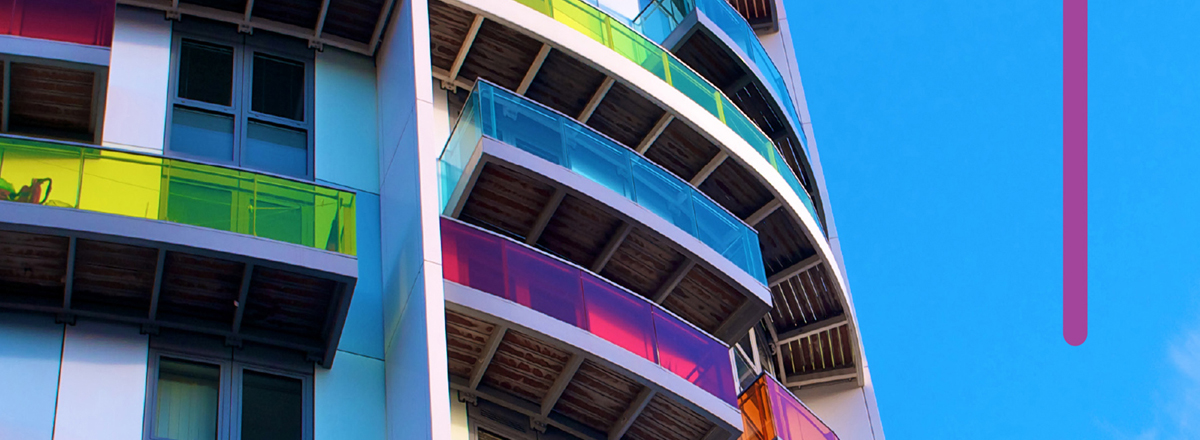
241;370;303;440
171;107;235;162
244;121;307;177
154;358;220;440
251;54;305;121
178;40;234;106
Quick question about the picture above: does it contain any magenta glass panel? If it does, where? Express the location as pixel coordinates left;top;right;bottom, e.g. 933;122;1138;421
581;274;656;363
765;377;838;440
0;0;13;35
653;309;736;405
11;0;115;46
440;218;506;298
503;245;587;328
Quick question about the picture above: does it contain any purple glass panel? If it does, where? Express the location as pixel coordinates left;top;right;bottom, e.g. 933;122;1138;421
11;0;115;46
440;219;506;298
765;376;838;440
503;245;587;328
581;274;656;362
653;309;736;405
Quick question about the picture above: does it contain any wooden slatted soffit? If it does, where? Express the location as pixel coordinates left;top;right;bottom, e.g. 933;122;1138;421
118;0;397;54
0;229;355;367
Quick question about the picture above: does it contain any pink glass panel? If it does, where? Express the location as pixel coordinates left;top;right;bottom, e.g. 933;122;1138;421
503;245;587;328
765;376;838;440
581;274;656;362
653;309;736;405
441;219;506;298
10;0;115;46
0;0;13;35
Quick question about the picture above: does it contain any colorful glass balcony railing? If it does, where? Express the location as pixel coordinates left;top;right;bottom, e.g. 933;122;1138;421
0;135;357;255
739;374;838;440
632;0;804;148
439;80;767;285
441;217;737;405
510;0;823;227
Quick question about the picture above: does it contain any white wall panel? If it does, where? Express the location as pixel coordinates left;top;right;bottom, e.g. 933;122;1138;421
102;6;171;154
52;321;149;440
0;312;64;440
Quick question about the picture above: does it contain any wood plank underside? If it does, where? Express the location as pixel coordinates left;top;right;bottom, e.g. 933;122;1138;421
623;391;715;440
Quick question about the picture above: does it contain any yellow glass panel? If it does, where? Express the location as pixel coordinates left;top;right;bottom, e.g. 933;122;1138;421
0;142;83;207
78;150;163;219
550;0;608;45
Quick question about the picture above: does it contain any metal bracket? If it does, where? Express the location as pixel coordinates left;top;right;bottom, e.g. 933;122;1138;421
530;417;548;433
458;390;479;405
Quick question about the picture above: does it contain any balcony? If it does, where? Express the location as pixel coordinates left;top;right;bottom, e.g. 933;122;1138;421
0;134;357;367
438;80;771;343
739;375;838;440
442;217;741;439
441;80;765;284
0;134;356;255
506;0;823;227
428;0;860;387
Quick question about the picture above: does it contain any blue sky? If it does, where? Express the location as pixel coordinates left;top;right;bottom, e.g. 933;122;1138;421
786;0;1200;438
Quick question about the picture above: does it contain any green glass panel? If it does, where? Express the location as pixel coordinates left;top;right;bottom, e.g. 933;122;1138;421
0;134;357;255
551;0;609;45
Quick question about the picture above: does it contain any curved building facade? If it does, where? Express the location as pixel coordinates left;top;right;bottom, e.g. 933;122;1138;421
0;0;881;439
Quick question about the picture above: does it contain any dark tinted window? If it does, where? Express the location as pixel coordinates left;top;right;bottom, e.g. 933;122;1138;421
178;40;234;106
241;370;303;440
251;54;305;121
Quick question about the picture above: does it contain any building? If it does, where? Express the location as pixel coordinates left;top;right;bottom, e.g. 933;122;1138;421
0;0;882;439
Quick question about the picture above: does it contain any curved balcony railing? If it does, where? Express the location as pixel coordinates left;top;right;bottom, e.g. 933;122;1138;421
439;80;767;284
0;134;357;255
441;217;738;405
510;0;823;227
740;374;839;440
632;0;804;149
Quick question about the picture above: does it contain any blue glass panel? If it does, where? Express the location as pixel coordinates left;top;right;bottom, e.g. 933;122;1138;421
631;160;696;235
693;192;745;266
244;121;307;178
170;106;234;163
564;125;633;198
490;92;566;166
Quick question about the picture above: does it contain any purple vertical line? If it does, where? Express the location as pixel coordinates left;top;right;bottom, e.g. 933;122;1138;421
1064;0;1088;345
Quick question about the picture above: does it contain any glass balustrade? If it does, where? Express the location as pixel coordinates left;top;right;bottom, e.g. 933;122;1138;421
739;374;839;440
441;217;738;405
0;134;357;255
510;0;823;227
631;0;804;148
439;80;767;284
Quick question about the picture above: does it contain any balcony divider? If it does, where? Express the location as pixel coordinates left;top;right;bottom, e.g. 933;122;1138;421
0;134;357;255
441;216;738;405
439;80;767;284
509;0;823;226
739;374;839;440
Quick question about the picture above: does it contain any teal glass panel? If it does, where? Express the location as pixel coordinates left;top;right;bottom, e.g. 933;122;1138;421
491;91;567;166
439;92;482;211
631;159;696;235
564;124;633;198
693;193;746;267
667;60;721;117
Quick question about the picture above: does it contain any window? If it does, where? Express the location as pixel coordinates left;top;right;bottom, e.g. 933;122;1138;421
167;30;313;179
145;352;312;440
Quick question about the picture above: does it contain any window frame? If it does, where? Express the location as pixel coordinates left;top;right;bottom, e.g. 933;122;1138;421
164;25;315;180
143;350;314;440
